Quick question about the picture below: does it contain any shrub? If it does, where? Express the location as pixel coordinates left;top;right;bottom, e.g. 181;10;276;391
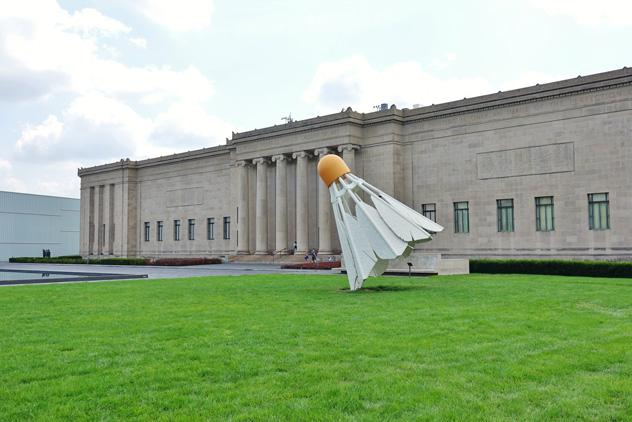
470;258;632;278
149;257;223;266
9;256;84;264
281;261;341;270
87;258;150;265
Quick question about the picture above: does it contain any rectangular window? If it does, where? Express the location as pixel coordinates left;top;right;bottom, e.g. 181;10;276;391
144;222;150;241
535;196;554;231
223;216;230;239
174;219;181;241
453;202;469;233
188;219;195;240
422;203;436;222
207;217;215;240
157;221;163;241
497;199;514;232
588;193;610;230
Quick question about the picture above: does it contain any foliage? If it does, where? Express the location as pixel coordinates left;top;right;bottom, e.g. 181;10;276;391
8;256;223;266
1;274;631;420
281;261;341;270
470;258;632;278
149;257;223;266
9;256;85;264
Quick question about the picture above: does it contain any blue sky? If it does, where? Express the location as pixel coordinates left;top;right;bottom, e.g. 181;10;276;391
1;0;630;197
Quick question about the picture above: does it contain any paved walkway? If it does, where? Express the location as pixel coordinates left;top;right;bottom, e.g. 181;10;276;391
0;261;329;280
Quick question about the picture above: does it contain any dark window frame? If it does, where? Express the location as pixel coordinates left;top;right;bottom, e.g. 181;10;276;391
535;196;555;232
588;192;610;230
453;201;469;234
144;222;150;242
207;217;215;240
188;219;195;240
174;219;181;241
496;198;515;232
223;216;230;240
422;203;436;222
157;221;163;242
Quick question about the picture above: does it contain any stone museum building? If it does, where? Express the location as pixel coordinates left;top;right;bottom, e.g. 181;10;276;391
78;67;632;260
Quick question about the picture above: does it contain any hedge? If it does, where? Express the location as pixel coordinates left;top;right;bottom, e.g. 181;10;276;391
470;258;632;278
149;257;223;266
9;257;85;264
8;256;222;266
281;261;341;270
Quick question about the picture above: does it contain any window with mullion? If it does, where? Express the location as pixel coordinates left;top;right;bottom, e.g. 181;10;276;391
453;201;469;233
535;196;554;231
422;203;436;222
223;217;230;239
497;199;514;232
207;217;215;240
188;219;195;240
157;221;163;241
174;219;181;241
588;193;610;230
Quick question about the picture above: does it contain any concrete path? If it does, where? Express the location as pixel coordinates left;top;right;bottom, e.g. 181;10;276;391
0;261;331;280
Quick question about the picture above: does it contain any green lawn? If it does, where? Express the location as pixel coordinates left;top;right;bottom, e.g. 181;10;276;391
1;274;631;421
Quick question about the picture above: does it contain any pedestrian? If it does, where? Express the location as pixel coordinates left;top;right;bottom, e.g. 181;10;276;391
293;240;297;254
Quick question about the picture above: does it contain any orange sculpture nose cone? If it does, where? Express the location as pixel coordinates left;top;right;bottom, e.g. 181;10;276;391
318;154;351;187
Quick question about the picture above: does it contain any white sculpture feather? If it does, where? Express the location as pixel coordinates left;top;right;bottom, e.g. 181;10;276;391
318;154;443;291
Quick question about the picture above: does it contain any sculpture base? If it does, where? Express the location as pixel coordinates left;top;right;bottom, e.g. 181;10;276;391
338;253;469;276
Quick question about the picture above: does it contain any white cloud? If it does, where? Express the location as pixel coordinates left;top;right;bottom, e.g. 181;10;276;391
130;37;147;48
15;115;64;156
138;0;213;31
151;102;234;149
0;1;234;197
63;8;131;37
15;94;151;161
529;0;632;27
304;55;569;114
0;159;26;193
14;94;232;165
303;55;492;114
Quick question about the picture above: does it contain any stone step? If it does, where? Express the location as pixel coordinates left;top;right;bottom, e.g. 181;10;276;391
229;253;340;265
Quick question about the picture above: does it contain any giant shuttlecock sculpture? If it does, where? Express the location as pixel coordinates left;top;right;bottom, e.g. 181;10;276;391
317;154;443;291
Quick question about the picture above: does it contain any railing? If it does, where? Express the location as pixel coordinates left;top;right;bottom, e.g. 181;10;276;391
271;248;288;264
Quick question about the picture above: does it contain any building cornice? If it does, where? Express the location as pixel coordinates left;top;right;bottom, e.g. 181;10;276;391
78;144;232;176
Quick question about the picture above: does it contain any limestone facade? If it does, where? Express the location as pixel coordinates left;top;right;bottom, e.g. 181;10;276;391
78;68;632;260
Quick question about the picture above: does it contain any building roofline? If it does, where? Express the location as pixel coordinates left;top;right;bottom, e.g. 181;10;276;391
78;143;232;176
230;66;632;140
78;66;632;176
0;190;80;201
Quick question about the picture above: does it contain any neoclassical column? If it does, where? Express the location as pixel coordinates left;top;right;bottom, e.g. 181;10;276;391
337;144;360;171
253;157;269;254
271;154;288;253
314;148;333;254
292;151;310;254
235;160;251;254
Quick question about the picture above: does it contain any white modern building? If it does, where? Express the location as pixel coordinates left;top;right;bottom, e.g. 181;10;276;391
0;191;80;261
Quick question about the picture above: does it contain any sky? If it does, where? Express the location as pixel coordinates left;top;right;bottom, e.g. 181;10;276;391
1;0;631;198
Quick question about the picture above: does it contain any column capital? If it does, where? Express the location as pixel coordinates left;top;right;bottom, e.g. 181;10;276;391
252;157;270;166
292;151;312;160
271;154;287;163
337;144;360;153
235;159;251;167
313;147;332;157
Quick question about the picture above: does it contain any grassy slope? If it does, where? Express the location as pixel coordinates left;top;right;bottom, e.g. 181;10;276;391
0;274;631;421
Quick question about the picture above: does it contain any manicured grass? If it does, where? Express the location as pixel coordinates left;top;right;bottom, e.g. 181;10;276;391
1;274;631;420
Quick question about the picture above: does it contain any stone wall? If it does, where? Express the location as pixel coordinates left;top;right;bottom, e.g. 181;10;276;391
78;67;632;260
